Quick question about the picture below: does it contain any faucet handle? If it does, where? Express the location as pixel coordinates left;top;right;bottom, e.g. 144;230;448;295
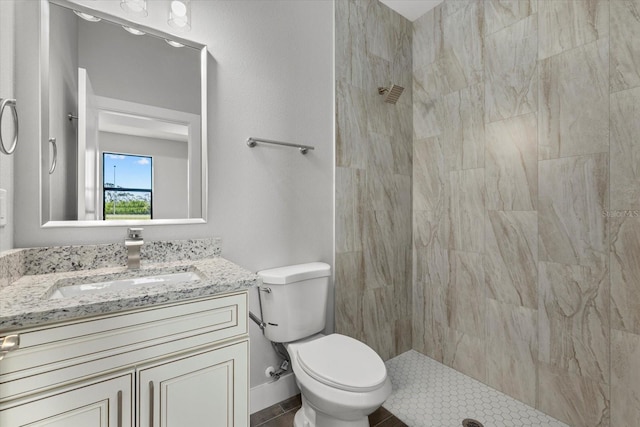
127;227;143;240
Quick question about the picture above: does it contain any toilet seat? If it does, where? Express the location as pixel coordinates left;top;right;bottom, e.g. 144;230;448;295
296;334;387;393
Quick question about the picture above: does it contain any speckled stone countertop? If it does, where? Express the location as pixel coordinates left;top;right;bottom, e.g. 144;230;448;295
0;239;259;331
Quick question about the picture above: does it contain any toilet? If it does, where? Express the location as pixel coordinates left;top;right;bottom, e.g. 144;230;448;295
257;262;392;427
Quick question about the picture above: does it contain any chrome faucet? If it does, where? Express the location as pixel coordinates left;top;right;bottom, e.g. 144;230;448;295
125;228;144;270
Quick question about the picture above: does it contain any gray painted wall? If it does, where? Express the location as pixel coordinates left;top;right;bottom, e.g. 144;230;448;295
0;0;15;252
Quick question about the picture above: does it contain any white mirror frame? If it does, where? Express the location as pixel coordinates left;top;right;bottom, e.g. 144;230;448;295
40;0;208;228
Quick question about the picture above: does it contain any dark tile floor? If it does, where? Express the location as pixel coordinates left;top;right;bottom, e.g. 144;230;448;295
250;394;408;427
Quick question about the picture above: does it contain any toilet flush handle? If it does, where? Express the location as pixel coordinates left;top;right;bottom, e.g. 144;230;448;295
259;287;272;293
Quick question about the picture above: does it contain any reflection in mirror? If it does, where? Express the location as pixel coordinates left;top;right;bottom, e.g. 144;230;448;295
42;0;207;226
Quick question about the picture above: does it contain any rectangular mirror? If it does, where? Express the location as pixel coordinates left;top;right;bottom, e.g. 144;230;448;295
41;0;207;227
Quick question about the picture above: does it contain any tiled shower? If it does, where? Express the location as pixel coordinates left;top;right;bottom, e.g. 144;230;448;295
335;1;640;426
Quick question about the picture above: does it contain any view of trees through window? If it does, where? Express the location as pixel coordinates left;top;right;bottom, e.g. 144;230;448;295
103;153;152;220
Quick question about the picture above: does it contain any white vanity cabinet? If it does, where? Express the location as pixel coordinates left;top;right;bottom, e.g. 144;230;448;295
0;291;249;427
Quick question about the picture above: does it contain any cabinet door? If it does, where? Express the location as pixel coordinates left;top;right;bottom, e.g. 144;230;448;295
138;341;248;427
0;373;133;427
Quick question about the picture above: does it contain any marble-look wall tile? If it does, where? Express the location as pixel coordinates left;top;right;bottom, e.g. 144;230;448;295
448;168;484;253
538;261;609;384
367;132;395;175
336;251;365;297
363;287;396;361
364;208;411;290
538;0;608;60
413;137;446;212
537;365;610;427
365;0;410;65
611;329;640;427
610;217;640;334
367;93;409;139
485;113;537;210
484;0;537;36
442;325;486;383
484;14;537;123
412;275;445;362
413;97;443;140
443;83;485;171
394;317;413;355
440;0;477;19
440;1;485;93
485;211;537;308
364;210;396;289
367;172;411;213
448;250;485;338
335;293;364;342
336;82;368;169
610;0;640;92
414;210;449;287
395;102;414;148
610;86;640;210
335;0;367;89
393;244;412;299
412;6;442;72
335;0;412;361
486;298;537;406
538;153;608;267
539;38;609;160
336;167;365;254
413;62;449;103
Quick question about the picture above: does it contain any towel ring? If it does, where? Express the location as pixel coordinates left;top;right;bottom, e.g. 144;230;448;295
0;98;18;155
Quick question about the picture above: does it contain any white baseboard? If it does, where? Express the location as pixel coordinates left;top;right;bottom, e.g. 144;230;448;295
250;372;300;414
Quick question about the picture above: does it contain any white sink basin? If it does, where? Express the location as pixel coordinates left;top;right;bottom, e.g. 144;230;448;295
49;271;202;299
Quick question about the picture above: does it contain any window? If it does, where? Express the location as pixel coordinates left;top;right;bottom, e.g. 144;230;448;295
103;153;152;220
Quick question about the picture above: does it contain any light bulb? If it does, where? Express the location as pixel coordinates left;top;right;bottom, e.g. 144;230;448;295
120;0;148;18
171;1;187;17
168;0;191;32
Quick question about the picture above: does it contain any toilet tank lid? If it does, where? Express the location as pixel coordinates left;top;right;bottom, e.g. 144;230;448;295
257;262;331;285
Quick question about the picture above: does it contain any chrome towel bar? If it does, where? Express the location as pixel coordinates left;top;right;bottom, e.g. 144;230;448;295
0;98;18;155
247;137;315;155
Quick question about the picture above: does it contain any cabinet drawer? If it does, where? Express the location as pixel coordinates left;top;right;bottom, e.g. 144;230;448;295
1;292;247;402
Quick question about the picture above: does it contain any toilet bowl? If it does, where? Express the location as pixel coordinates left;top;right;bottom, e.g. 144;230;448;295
285;334;392;427
256;263;392;427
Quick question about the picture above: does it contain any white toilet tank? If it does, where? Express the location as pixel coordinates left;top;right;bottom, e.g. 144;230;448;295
257;262;331;343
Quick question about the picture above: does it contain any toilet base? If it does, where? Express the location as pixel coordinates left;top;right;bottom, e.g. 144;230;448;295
293;397;370;427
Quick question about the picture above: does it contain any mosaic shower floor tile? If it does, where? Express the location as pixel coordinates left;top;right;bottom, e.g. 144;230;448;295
384;350;568;427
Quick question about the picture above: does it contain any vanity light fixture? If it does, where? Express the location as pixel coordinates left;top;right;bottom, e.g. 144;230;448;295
168;0;191;32
122;26;146;36
73;10;101;22
120;0;148;18
165;39;185;48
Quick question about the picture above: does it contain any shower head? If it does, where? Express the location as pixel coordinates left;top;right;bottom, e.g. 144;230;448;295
378;84;405;104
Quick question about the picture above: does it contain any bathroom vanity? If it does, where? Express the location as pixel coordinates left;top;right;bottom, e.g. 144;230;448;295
0;240;257;427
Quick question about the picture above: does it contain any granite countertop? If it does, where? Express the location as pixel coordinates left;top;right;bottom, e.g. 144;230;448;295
0;257;259;331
